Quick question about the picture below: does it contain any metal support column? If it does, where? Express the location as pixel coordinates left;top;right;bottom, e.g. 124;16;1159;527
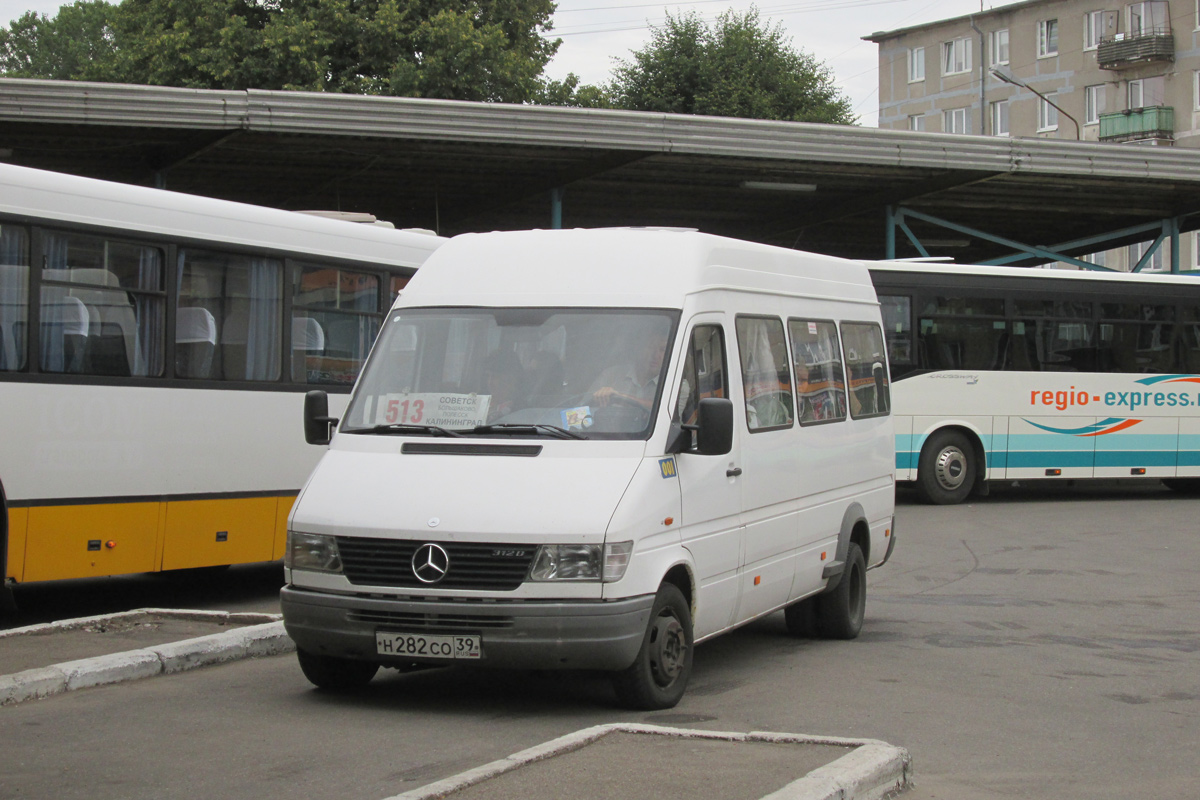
550;187;564;230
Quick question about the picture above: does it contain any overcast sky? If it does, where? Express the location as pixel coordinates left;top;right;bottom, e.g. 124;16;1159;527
2;0;990;126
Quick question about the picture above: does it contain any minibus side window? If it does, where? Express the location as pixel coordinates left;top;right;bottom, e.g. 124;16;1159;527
674;324;728;426
735;315;794;432
788;318;847;425
841;322;891;418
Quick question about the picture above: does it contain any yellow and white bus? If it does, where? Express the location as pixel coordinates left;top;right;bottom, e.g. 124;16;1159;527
0;164;443;602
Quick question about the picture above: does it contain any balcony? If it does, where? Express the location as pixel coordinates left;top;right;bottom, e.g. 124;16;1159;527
1098;106;1174;143
1097;29;1174;70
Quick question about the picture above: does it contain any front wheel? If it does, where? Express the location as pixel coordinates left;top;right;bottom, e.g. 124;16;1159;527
296;648;379;691
612;583;693;710
916;429;976;505
814;542;866;640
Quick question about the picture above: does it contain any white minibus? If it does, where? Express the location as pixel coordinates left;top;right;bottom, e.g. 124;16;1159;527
281;228;896;709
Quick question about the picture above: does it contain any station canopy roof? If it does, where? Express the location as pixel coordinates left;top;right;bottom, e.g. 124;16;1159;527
3;77;1200;265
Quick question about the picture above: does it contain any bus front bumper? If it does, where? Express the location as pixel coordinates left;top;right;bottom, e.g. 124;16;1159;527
280;585;653;671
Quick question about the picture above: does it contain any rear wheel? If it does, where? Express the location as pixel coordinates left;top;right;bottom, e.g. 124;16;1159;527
612;583;693;710
814;543;866;640
917;430;975;505
296;648;379;691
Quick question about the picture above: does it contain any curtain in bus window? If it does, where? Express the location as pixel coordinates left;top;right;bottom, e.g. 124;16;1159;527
735;316;794;431
0;226;29;371
1098;303;1177;373
788;319;847;424
180;249;282;382
841;323;890;418
245;258;282;381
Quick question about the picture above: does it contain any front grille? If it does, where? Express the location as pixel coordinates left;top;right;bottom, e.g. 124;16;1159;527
336;537;534;591
347;609;515;630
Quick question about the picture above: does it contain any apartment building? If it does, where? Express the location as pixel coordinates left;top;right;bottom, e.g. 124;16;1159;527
865;0;1200;269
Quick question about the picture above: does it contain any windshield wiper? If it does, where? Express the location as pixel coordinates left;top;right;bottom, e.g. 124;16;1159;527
470;423;586;440
346;424;464;437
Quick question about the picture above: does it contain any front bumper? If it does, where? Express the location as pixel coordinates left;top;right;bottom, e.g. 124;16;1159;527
280;585;654;671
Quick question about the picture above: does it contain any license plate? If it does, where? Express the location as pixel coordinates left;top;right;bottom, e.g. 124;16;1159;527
375;631;481;660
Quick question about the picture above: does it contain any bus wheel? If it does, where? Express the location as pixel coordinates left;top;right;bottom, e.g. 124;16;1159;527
917;430;975;505
296;648;379;691
815;543;866;640
612;583;693;710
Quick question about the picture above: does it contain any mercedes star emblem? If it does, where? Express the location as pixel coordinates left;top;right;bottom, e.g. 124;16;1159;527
412;543;449;584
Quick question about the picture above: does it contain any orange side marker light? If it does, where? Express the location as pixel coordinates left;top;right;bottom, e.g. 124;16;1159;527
105;541;117;549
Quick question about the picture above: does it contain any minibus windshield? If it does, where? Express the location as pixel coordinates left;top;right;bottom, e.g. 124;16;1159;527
342;307;679;439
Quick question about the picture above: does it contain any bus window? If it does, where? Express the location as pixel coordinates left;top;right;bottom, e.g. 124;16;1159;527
918;296;1007;371
1180;307;1200;373
788;319;847;425
1010;298;1095;372
177;249;282;382
736;316;794;431
292;264;382;385
1098;302;1177;374
42;231;165;377
878;295;913;376
0;225;28;372
841;322;890;418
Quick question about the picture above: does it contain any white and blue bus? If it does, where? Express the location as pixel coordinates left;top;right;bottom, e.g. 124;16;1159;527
869;260;1200;504
0;164;443;601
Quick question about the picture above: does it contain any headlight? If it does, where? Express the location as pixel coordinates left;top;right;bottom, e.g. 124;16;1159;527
528;541;633;582
285;531;343;574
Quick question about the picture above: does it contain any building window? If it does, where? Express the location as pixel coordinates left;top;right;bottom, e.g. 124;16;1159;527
908;47;925;82
1038;95;1059;131
1085;10;1105;49
944;107;969;134
1129;240;1164;272
1129;79;1144;109
943;37;971;75
990;29;1009;65
908;114;926;131
991;100;1010;135
1038;19;1059;57
1085;85;1106;124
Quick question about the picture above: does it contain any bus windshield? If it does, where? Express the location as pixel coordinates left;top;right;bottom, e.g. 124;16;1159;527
343;307;679;439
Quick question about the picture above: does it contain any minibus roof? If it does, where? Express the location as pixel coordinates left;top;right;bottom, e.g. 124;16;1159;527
400;228;879;309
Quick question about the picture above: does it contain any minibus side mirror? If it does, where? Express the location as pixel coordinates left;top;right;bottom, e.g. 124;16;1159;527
695;397;734;456
303;390;339;445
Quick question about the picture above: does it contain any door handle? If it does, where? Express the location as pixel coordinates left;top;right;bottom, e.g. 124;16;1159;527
726;467;743;477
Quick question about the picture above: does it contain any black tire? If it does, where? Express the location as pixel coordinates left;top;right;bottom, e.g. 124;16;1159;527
612;583;693;710
296;648;379;691
814;542;866;640
783;597;817;637
916;429;976;505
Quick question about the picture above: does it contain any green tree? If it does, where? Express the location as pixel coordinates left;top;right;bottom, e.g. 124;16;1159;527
0;0;562;103
609;7;855;124
0;2;119;80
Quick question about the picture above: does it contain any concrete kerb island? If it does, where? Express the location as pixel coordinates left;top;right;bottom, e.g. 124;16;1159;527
0;608;294;706
386;723;913;800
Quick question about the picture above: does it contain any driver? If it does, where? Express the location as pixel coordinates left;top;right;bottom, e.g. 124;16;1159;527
590;328;670;411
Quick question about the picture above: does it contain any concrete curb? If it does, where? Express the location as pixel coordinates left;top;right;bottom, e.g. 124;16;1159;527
0;609;294;707
383;723;912;800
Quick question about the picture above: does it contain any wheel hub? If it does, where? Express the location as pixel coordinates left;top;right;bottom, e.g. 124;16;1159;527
649;615;687;686
934;446;967;490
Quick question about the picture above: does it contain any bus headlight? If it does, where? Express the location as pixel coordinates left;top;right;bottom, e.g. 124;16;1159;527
528;541;633;582
285;531;344;574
